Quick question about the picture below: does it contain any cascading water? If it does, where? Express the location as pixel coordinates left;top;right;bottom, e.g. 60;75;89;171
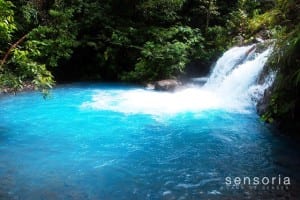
204;45;256;88
248;71;276;103
83;45;273;114
205;46;273;109
213;48;271;97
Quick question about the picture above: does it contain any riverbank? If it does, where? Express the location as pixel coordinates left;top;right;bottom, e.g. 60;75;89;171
0;82;36;95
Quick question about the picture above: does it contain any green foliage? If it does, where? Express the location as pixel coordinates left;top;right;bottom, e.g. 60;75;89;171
204;25;227;58
248;9;281;33
0;46;54;92
124;41;188;81
0;0;255;87
237;0;261;17
20;2;39;25
260;0;300;131
138;0;185;23
0;0;16;41
12;49;54;89
225;0;275;42
0;0;78;93
226;8;249;37
121;26;203;81
182;0;219;29
28;7;78;67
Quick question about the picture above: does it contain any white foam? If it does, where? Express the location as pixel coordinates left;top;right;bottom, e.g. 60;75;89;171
81;46;273;116
248;71;276;103
214;48;272;104
81;87;221;115
205;45;255;88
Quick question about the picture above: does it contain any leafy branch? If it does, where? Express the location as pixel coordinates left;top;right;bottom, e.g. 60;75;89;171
0;33;28;69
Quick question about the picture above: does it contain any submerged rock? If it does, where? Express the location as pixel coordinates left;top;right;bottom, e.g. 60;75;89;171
154;79;181;91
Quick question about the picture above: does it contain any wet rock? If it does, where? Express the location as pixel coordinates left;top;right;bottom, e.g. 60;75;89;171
154;79;181;91
256;87;273;116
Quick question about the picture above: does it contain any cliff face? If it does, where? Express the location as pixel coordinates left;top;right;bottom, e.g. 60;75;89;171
256;34;300;135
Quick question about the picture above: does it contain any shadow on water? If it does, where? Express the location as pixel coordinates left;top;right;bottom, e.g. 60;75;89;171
270;131;300;193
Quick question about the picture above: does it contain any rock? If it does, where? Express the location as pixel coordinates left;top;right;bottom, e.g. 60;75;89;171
256;87;272;116
154;79;181;91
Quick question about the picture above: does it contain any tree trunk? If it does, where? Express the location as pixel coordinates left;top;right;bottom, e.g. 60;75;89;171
0;34;28;69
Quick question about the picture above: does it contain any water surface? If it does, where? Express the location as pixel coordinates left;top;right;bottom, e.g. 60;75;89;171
0;83;299;199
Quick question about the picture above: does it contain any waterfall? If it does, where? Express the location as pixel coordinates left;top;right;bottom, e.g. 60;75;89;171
82;45;274;115
205;46;273;106
205;45;256;88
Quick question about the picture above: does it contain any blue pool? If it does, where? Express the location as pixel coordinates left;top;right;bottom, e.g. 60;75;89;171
0;83;299;199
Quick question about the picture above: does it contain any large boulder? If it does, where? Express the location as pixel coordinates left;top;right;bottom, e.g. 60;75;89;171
154;79;181;91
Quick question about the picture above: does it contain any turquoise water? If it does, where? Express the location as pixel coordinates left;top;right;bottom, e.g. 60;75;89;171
0;83;299;199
